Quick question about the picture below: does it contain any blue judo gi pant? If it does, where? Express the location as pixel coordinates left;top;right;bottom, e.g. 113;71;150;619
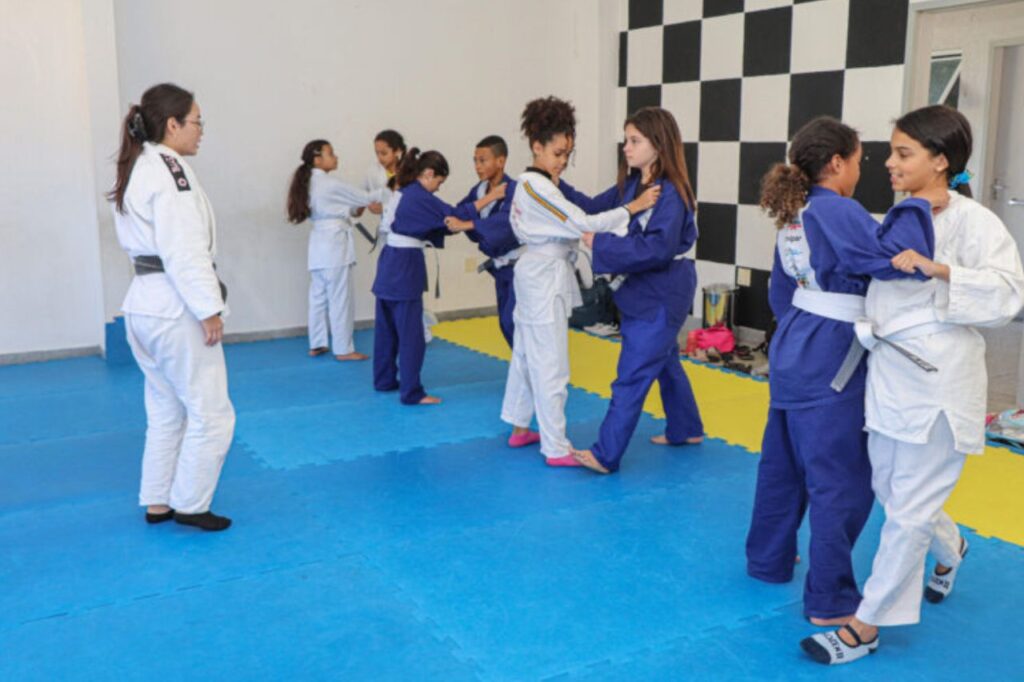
373;297;427;405
491;265;516;349
590;307;704;472
746;399;874;619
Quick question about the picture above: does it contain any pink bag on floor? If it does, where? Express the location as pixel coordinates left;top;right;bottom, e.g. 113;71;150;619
686;324;736;354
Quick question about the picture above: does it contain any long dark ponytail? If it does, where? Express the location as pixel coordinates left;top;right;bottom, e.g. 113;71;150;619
895;105;973;198
760;116;860;228
108;83;194;213
287;139;330;224
391;148;449;190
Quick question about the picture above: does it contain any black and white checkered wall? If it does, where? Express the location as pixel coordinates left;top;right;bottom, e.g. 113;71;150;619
618;0;910;330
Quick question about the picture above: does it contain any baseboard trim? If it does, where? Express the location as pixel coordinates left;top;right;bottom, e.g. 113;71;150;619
222;306;500;345
0;345;102;366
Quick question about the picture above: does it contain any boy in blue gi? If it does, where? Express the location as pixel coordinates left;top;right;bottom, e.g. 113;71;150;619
455;136;520;348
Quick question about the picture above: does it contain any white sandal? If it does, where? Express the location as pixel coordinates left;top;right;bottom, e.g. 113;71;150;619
925;536;969;604
801;624;879;665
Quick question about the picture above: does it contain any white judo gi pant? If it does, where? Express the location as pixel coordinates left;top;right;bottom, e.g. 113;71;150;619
308;265;355;355
500;299;572;459
856;415;966;626
126;313;235;514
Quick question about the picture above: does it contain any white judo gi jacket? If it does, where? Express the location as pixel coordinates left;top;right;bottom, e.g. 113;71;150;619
308;168;384;270
364;163;393;207
865;191;1024;454
115;143;223;321
509;171;630;324
500;170;631;458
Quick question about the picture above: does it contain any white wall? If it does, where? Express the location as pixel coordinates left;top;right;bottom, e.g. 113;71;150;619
0;0;106;356
108;0;623;336
81;0;129;324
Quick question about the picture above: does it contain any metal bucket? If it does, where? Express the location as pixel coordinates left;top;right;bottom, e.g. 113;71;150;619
703;283;737;329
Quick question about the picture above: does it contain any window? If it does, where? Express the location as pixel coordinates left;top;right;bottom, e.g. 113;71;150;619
929;50;962;108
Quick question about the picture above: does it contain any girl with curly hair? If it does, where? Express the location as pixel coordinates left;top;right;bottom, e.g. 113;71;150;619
498;96;660;465
801;106;1024;665
746;116;945;631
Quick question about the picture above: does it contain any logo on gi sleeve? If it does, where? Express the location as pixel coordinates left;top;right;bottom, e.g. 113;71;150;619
160;153;192;192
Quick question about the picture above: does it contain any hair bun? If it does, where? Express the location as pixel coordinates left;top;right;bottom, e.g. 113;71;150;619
127;106;147;142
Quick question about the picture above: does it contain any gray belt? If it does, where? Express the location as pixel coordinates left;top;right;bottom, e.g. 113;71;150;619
133;255;228;303
133;255;165;275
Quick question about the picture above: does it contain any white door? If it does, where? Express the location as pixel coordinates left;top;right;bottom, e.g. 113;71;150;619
989;45;1024;265
907;2;1024;410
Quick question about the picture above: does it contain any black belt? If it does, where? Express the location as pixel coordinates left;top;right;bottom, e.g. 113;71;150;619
477;257;519;274
133;255;228;303
353;221;379;252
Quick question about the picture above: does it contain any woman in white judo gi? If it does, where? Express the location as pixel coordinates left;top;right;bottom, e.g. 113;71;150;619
498;96;660;466
802;105;1024;663
109;83;234;531
287;139;384;360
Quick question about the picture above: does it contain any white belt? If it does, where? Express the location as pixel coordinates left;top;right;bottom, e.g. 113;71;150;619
790;289;868;392
869;307;956;341
382;230;441;298
608;251;691;292
385;232;429;249
311;219;350;231
792;288;865;323
526;241;575;259
853;312;953;365
493;245;526;269
839;308;954;382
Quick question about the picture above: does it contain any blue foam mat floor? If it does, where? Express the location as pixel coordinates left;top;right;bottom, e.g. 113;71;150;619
1;330;1021;681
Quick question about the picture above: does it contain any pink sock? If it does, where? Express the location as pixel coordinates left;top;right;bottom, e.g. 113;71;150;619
508;431;541;448
545;454;581;467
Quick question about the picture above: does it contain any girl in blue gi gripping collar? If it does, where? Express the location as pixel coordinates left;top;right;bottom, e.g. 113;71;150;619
497;96;661;466
745;116;945;634
570;107;705;474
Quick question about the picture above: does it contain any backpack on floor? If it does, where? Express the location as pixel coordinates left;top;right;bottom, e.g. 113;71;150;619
569;252;618;330
569;275;618;330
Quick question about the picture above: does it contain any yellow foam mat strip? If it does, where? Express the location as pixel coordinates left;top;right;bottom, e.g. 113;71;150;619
434;316;1024;547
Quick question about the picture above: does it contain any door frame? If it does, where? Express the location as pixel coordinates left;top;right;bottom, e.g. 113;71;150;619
903;0;1024;198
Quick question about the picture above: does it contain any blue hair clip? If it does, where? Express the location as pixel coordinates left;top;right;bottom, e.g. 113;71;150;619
949;170;972;189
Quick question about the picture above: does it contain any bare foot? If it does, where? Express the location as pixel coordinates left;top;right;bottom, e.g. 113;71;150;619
810;615;853;627
419;395;442;405
512;426;531;436
795;554;801;564
335;352;369;361
650;434;704;446
838;617;878;645
935;562;952;576
572;449;610;474
147;504;171;514
308;346;329;357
